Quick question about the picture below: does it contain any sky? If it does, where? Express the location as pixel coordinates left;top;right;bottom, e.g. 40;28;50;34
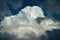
0;0;60;21
0;0;60;40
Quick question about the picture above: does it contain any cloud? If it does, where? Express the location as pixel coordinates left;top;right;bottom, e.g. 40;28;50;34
0;6;60;40
0;32;17;40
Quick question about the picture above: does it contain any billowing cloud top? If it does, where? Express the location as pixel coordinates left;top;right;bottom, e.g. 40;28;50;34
0;6;60;40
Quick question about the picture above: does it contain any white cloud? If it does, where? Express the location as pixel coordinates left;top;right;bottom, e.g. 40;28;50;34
0;6;60;40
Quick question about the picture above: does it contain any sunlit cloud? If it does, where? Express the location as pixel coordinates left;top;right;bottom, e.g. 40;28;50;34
0;6;60;40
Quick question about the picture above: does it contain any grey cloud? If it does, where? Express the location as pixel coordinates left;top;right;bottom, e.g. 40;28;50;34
0;32;17;40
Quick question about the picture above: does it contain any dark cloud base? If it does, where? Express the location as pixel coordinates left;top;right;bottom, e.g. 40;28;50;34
0;29;60;40
0;32;17;40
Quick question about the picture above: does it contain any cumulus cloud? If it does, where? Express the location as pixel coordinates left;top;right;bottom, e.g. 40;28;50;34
0;6;60;40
